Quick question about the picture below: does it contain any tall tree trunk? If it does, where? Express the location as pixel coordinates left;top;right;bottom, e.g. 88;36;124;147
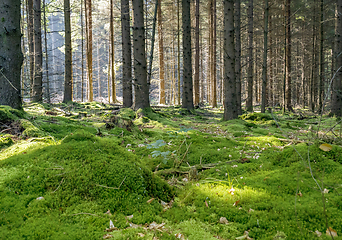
318;0;324;112
182;0;194;110
81;0;84;102
32;0;43;102
285;0;293;111
235;0;242;115
177;0;181;105
246;0;254;112
121;0;133;107
85;0;93;102
223;0;237;120
261;0;269;113
158;0;166;104
97;38;101;100
194;0;200;106
63;0;73;103
110;0;116;102
132;0;150;110
332;0;342;116
27;0;34;95
269;14;273;107
0;0;23;109
211;0;217;107
43;0;50;103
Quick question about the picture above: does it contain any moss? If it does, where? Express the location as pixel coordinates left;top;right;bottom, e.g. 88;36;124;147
0;105;24;123
240;112;273;122
118;108;136;120
0;136;13;148
62;129;96;143
20;119;45;138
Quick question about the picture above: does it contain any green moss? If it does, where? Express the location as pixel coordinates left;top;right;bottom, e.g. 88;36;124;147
20;119;45;137
0;136;13;148
118;108;136;120
0;105;24;122
240;112;273;122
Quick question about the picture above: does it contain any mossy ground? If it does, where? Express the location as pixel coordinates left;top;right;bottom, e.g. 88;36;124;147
1;103;342;239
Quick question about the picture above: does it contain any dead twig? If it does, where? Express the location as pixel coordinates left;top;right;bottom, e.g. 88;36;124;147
52;178;64;193
95;176;127;190
70;213;105;218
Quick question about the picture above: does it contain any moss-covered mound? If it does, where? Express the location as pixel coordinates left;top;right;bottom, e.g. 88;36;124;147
0;105;24;123
0;133;174;238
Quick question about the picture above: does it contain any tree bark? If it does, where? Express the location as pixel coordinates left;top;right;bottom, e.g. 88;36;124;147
181;0;194;110
0;0;23;109
223;0;237;120
85;0;93;102
318;0;324;113
43;0;50;103
261;0;269;113
63;0;73;103
235;0;242;115
32;0;43;102
194;0;200;106
110;0;116;103
132;0;150;110
285;0;293;111
158;0;166;105
177;0;181;105
246;0;254;112
27;0;34;94
121;0;133;107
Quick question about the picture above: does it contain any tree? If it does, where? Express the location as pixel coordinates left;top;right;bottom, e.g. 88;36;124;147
235;0;242;115
32;0;43;102
0;0;23;109
246;0;254;112
194;0;200;106
63;0;73;103
110;0;116;103
285;0;293;111
158;0;166;104
182;0;194;110
121;0;133;107
223;0;238;120
132;0;150;110
261;0;269;113
332;0;342;116
85;0;93;102
27;0;34;94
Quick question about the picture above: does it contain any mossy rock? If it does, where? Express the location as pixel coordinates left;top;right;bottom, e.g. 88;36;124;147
0;136;13;148
0;105;24;123
240;112;272;122
20;119;45;138
2;137;173;213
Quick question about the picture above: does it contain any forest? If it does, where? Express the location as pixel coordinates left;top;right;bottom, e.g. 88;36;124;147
0;0;342;239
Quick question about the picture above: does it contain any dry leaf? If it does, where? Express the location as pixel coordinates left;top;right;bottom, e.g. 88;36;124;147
315;230;322;237
326;227;338;237
127;214;133;219
319;143;333;152
219;217;229;224
103;234;113;239
147;198;155;204
104;209;111;215
248;208;254;213
205;200;209;208
137;233;145;237
298;191;303;197
323;188;329;194
175;233;185;240
233;200;240;206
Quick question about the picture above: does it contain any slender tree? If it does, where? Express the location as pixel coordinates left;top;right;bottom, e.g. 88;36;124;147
32;0;43;102
158;0;166;104
182;0;194;110
261;0;269;113
43;0;50;103
85;0;93;102
223;0;238;120
132;0;150;109
63;0;73;102
121;0;132;107
194;0;200;106
246;0;254;112
0;0;23;109
27;0;34;94
285;0;293;111
235;0;242;115
110;0;116;103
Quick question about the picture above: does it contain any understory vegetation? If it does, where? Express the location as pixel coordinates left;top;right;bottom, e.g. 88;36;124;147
1;102;342;239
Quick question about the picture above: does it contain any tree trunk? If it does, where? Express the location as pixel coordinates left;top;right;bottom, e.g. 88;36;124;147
211;0;217;107
223;0;237;120
285;0;293;111
235;0;242;115
332;0;342;116
261;0;269;113
158;0;166;105
177;0;181;105
132;0;150;110
0;0;23;109
181;0;194;110
27;0;34;95
85;0;93;102
194;0;200;106
110;0;116;103
318;0;324;112
43;0;50;103
81;0;84;102
32;0;43;102
246;0;254;112
121;0;133;107
63;0;73;103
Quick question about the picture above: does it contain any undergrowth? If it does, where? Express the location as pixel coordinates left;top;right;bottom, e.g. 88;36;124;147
0;103;342;239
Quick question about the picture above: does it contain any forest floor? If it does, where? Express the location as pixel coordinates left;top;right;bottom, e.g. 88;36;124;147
1;102;342;240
